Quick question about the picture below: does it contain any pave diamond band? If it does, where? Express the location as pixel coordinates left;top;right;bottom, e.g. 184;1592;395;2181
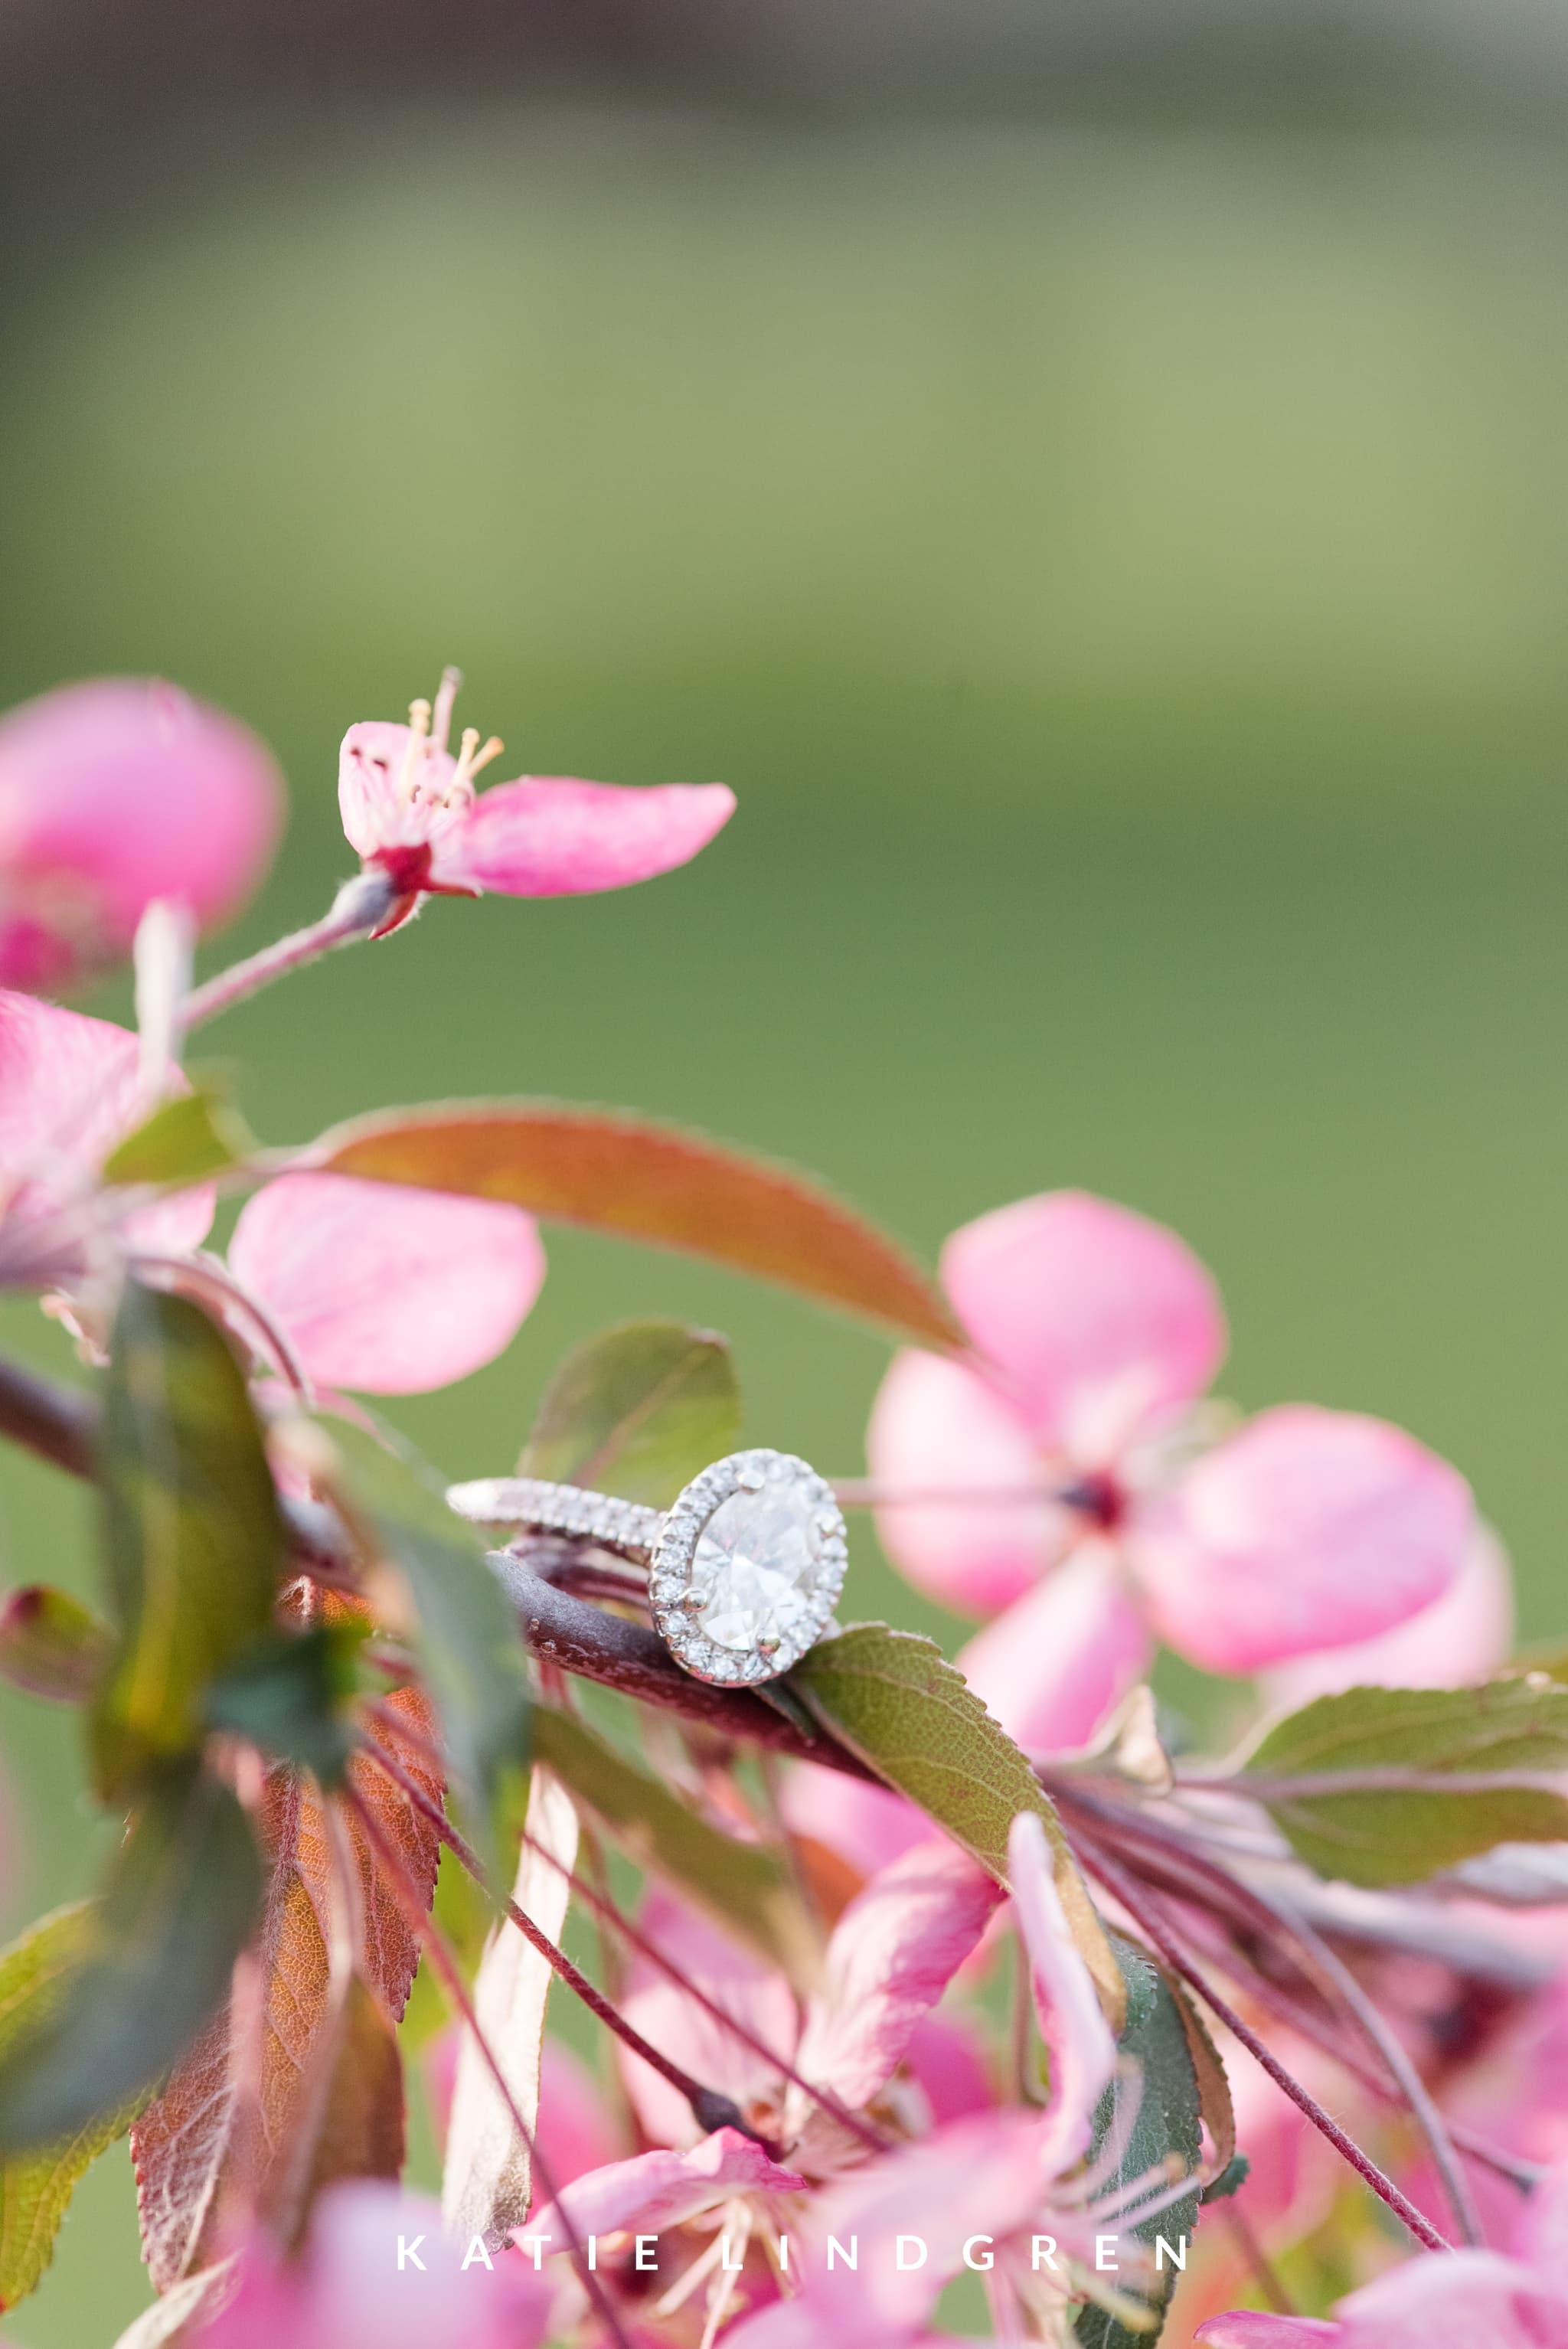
446;1476;664;1558
447;1449;849;1688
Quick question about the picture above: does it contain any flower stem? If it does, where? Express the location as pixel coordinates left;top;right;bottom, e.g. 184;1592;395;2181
359;1727;777;2154
185;870;398;1031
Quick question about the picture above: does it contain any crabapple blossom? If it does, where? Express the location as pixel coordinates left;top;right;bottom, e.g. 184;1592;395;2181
0;678;282;992
337;668;735;935
724;1814;1188;2349
194;2181;554;2349
869;1189;1473;1703
0;992;544;1393
520;1839;1002;2336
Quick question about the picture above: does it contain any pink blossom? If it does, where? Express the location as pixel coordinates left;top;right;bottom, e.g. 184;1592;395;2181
520;1841;1003;2339
0;990;214;1292
727;1815;1190;2349
195;2181;555;2349
869;1189;1473;1691
227;1171;544;1394
616;1841;1002;2164
337;671;734;934
0;678;282;992
1258;1521;1514;1712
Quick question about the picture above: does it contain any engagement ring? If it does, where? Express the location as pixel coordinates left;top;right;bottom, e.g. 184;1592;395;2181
447;1448;848;1687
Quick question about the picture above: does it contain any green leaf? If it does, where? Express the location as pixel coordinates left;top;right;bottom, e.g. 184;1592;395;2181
0;1767;263;2155
1243;1675;1568;1887
312;1102;964;1350
0;1905;142;2309
0;1586;113;1704
519;1320;742;1507
92;1281;285;1801
789;1624;1124;2025
204;1622;368;1788
1073;1939;1203;2348
531;1707;816;1980
101;1080;253;1188
322;1418;528;1878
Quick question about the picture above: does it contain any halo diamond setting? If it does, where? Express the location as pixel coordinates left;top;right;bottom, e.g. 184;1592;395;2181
650;1449;848;1685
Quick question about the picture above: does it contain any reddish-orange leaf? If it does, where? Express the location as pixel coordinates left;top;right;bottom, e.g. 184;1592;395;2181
132;1691;439;2290
309;1102;963;1351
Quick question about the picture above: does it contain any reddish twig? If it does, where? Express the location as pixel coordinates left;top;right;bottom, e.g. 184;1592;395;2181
1076;1840;1455;2255
357;1733;773;2152
514;1825;894;2157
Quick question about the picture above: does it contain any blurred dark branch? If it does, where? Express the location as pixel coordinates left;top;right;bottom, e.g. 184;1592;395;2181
0;1346;872;1777
0;1353;96;1478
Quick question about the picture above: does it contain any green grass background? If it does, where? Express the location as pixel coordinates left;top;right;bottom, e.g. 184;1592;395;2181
4;109;1568;2341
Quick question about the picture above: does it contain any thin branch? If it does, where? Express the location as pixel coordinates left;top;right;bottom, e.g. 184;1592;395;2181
1075;1841;1455;2256
0;1352;95;1476
341;1784;635;2349
1187;1768;1568;1801
512;1822;894;2158
184;871;397;1031
1148;1890;1540;2193
357;1732;776;2153
1282;1903;1485;2246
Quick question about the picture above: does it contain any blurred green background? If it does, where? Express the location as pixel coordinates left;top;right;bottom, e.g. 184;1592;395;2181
5;78;1568;2346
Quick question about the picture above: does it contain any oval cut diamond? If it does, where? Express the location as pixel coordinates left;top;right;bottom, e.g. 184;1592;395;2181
691;1484;831;1653
652;1449;848;1684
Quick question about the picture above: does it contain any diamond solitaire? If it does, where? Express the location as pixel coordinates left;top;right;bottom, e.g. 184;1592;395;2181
651;1449;848;1684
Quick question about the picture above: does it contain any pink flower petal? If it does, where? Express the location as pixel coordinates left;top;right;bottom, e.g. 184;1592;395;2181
228;1172;544;1393
534;2038;624;2188
616;1891;796;2148
941;1191;1226;1461
1259;1521;1513;1711
1131;1404;1475;1674
524;2127;806;2245
0;992;213;1281
867;1349;1062;1617
1195;2320;1338;2346
1333;2250;1568;2349
0;679;282;989
430;776;735;898
780;1759;933;1880
198;2182;554;2349
338;720;467;862
957;1546;1152;1753
1008;1812;1117;2175
792;1840;1004;2119
736;2109;1051;2347
902;2011;993;2125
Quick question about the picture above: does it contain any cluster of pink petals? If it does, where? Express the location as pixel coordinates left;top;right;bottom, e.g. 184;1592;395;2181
0;679;282;992
868;1190;1478;1738
0;990;544;1393
1198;2163;1568;2348
195;2182;554;2349
721;1815;1168;2349
520;1833;1004;2291
337;674;734;930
